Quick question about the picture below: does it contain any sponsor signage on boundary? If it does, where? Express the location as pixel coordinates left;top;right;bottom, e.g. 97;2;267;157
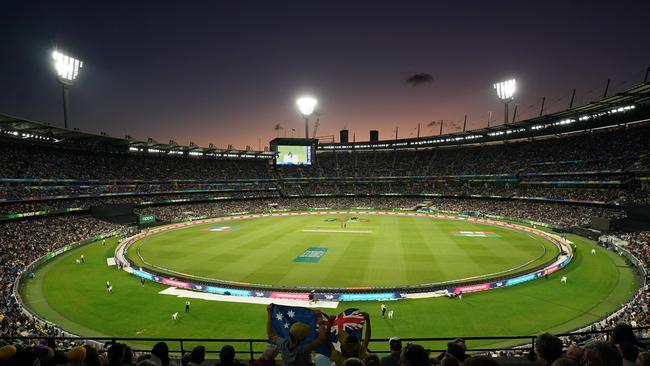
454;283;490;294
115;211;574;301
452;231;500;237
271;292;310;300
505;273;537;286
162;278;190;288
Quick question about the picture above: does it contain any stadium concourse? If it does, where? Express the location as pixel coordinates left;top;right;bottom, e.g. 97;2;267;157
1;121;650;366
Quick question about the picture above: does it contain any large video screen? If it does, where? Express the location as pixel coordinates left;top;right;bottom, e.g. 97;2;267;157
276;145;312;165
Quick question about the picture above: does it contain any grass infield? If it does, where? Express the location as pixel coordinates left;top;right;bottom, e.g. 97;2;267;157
129;214;559;288
21;213;639;353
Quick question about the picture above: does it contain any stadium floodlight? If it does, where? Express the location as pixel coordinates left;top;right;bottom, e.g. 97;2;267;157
52;50;83;129
493;79;516;125
296;96;317;139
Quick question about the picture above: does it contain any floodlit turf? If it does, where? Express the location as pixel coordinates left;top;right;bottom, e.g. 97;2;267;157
129;214;558;288
20;214;639;353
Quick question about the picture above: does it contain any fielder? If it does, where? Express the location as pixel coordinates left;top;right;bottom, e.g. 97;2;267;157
388;310;394;320
172;312;178;320
591;249;596;254
561;276;567;283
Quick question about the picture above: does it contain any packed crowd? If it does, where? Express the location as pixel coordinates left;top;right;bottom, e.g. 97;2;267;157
0;182;277;201
0;314;648;366
279;182;633;203
0;216;119;338
1;124;649;215
134;197;423;222
282;124;650;178
0;191;281;216
0;142;271;181
592;232;649;329
132;197;626;228
3;181;645;218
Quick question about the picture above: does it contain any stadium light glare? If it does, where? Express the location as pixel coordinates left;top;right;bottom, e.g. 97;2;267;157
52;49;83;130
296;97;317;117
494;79;516;101
52;50;83;83
296;96;317;139
493;79;516;125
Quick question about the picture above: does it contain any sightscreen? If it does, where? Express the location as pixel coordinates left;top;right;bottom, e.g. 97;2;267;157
276;145;311;165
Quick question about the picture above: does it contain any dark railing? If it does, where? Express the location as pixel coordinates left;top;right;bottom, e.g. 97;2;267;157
3;327;649;360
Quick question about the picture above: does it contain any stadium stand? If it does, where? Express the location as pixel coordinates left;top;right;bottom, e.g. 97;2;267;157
1;90;650;365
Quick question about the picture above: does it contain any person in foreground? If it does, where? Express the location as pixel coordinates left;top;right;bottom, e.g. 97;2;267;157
266;303;331;366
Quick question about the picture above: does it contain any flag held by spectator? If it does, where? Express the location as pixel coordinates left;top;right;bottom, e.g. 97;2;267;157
331;308;365;342
270;304;318;344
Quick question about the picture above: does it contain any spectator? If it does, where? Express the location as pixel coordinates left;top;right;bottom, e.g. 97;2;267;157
217;345;244;366
583;341;622;366
400;343;429;366
344;358;366;366
188;345;205;366
380;338;402;366
150;342;170;366
266;304;330;366
535;333;563;366
637;352;650;366
251;344;279;366
67;345;87;366
462;355;500;366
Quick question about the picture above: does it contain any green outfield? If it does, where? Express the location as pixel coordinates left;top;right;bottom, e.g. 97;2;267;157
20;213;639;353
129;214;559;288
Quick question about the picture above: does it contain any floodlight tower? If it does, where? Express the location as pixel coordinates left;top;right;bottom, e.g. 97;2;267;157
493;79;516;125
296;96;317;139
52;50;83;129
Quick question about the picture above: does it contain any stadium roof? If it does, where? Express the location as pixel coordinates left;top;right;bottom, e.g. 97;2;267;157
319;81;650;151
1;82;649;155
0;113;275;159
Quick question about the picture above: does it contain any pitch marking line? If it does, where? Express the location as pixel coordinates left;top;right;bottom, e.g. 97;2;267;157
301;229;372;234
159;287;340;309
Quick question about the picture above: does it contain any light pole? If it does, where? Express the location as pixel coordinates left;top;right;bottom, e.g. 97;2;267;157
52;50;83;129
296;96;317;139
493;79;516;125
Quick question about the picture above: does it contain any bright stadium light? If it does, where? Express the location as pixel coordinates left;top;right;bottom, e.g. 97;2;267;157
494;79;516;125
52;49;83;129
296;96;317;139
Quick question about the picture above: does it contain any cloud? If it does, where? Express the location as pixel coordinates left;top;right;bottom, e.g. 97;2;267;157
405;73;434;86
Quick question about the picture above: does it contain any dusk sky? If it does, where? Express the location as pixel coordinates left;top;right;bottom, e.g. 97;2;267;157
2;1;649;150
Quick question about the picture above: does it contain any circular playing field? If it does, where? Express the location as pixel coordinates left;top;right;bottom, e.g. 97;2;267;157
128;213;559;288
19;211;640;351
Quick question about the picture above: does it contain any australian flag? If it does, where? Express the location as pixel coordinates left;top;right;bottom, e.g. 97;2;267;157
270;304;318;344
